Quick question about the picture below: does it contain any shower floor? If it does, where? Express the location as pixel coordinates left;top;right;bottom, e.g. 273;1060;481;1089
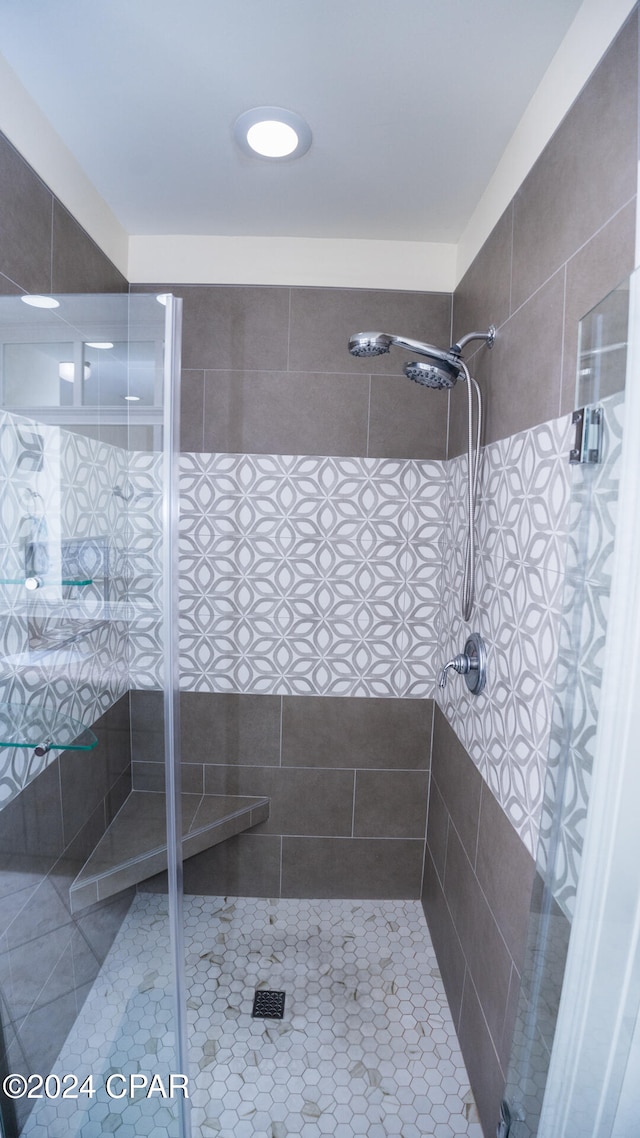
21;894;483;1138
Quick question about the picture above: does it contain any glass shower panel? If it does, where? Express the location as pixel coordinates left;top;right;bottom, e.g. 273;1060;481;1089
500;277;630;1137
0;293;187;1137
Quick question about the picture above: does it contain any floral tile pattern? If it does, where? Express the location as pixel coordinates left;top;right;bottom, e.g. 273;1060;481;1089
177;454;446;698
436;413;573;856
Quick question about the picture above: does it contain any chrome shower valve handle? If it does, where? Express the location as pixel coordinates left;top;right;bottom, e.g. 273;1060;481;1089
438;633;487;696
438;654;471;688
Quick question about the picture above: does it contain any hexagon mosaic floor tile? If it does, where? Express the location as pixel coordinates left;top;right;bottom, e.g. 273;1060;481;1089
21;894;483;1138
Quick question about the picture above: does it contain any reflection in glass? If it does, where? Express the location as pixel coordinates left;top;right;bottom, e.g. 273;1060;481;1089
3;342;75;406
503;277;630;1136
0;293;186;1137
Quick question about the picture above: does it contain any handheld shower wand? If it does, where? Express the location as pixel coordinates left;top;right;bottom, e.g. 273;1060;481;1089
348;325;496;620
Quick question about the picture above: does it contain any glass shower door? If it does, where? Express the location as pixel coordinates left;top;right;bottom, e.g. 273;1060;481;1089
0;292;188;1137
500;274;631;1136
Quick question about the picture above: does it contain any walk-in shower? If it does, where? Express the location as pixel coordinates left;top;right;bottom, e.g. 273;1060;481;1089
348;326;495;619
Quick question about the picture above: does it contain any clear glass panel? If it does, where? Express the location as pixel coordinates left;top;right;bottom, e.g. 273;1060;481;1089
576;276;629;405
502;277;630;1136
2;343;75;408
0;293;187;1137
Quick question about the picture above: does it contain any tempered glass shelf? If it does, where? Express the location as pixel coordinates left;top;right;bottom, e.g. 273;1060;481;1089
0;703;98;751
0;577;93;587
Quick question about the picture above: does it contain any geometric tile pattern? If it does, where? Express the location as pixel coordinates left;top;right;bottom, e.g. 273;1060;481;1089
173;413;578;857
538;391;624;917
177;454;445;698
127;452;165;690
436;413;573;856
21;892;483;1138
0;411;130;809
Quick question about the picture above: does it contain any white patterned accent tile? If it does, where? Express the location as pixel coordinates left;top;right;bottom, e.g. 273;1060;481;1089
177;454;446;697
538;392;624;916
437;413;573;856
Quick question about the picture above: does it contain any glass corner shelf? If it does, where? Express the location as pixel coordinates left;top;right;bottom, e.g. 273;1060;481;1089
0;577;93;588
0;703;98;753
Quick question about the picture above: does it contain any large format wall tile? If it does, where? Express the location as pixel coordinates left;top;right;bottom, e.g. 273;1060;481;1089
423;708;536;1134
451;13;638;453
134;283;454;463
202;370;370;457
288;288;451;375
511;9;637;315
0;135;53;295
51;201;128;294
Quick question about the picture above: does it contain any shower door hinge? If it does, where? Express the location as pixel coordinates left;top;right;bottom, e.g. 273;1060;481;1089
496;1097;525;1138
569;405;603;464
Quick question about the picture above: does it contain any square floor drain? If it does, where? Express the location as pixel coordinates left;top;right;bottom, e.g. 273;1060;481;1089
252;990;286;1019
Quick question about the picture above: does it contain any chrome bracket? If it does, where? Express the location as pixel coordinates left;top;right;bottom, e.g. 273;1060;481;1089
569;405;603;465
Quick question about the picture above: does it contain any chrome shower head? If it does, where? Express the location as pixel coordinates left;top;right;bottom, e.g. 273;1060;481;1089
348;325;495;389
404;358;460;389
348;332;393;358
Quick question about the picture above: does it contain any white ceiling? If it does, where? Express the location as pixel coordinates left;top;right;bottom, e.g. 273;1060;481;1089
0;0;584;245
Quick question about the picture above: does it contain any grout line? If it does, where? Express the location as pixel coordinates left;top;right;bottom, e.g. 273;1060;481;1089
509;200;514;317
474;784;483;873
445;798;517;962
286;289;292;371
559;264;568;420
365;375;372;457
351;770;357;837
50;195;54;292
457;966;467;1035
200;369;206;452
279;696;283;766
419;702;436;899
278;835;283;897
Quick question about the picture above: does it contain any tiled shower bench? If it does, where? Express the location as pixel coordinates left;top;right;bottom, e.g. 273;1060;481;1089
69;790;269;911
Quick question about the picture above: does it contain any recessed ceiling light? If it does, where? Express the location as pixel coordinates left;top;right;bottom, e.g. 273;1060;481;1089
124;395;140;402
86;341;114;350
21;294;60;309
234;107;312;160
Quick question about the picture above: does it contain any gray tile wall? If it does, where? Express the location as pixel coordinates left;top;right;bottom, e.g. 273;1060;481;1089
134;283;453;461
0;697;133;1132
422;708;536;1136
0;132;128;297
451;9;638;454
133;690;432;899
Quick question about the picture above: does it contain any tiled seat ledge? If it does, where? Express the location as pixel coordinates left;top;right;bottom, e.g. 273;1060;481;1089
69;790;269;912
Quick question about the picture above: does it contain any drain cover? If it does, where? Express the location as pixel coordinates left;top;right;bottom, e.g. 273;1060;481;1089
252;990;286;1019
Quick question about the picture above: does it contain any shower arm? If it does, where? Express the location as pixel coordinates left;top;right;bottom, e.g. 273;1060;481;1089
385;334;452;358
387;326;496;362
451;326;496;354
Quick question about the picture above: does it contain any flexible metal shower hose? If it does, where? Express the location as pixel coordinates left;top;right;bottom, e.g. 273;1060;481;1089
460;361;482;621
